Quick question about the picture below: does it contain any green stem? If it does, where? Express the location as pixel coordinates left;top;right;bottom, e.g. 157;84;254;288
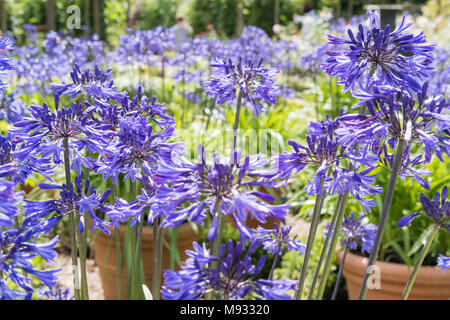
358;139;407;300
401;227;439;300
268;245;282;281
152;217;161;300
112;183;122;300
129;181;137;300
294;178;325;300
161;58;165;102
63;137;81;300
79;150;92;300
76;214;88;300
331;244;348;300
315;191;349;300
157;218;165;300
134;209;145;300
307;193;343;299
208;198;223;300
231;90;243;161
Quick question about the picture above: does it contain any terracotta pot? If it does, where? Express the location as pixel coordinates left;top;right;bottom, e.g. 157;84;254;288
337;250;450;300
94;222;200;300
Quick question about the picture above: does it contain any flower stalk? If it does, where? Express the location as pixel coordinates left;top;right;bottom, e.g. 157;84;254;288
63;137;81;300
402;226;439;300
358;139;407;300
331;244;348;300
294;178;325;300
315;190;349;300
307;193;343;299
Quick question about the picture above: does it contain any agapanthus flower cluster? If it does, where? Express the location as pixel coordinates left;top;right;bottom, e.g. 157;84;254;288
397;186;449;232
162;240;296;300
105;175;155;227
94;114;181;183
0;180;60;300
0;36;14;96
273;117;382;211
203;58;278;117
324;211;377;254
0;135;54;185
322;11;434;93
51;64;123;101
10;100;113;173
151;146;289;240
336;84;449;189
256;223;305;255
0;93;27;124
24;173;111;235
437;254;450;270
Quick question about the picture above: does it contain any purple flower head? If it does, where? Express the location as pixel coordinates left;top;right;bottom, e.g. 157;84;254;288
437;254;450;270
0;135;54;185
51;65;124;102
162;240;295;300
0;180;23;227
25;173;112;235
1;183;60;300
336;84;449;188
397;186;449;231
94;115;181;183
203;58;279;117
256;223;305;255
118;89;175;128
11;101;115;173
152;146;289;241
324;211;377;254
322;11;434;93
0;35;14;96
273;117;342;185
273;117;382;210
0;93;27;124
105;175;156;227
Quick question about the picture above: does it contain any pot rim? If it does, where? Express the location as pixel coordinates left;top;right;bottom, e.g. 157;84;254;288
337;249;450;282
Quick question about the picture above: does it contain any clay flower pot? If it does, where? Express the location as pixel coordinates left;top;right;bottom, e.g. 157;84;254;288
337;250;450;300
94;222;200;300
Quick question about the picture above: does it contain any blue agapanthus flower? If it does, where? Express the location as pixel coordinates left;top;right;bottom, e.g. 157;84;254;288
0;180;23;227
10;101;114;172
25;173;112;235
152;146;289;241
324;211;377;254
93;114;181;183
273;117;381;211
162;240;296;300
322;11;434;93
437;254;450;270
51;65;124;102
397;186;449;232
0;35;14;96
0;93;27;124
104;175;155;227
0;135;54;185
0;181;60;300
203;58;278;117
336;84;449;189
256;223;305;255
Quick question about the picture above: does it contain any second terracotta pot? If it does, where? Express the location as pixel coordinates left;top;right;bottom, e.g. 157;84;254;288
337;250;450;300
94;222;200;300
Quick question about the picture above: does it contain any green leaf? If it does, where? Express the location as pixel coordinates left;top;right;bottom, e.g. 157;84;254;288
408;224;435;257
142;284;153;300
